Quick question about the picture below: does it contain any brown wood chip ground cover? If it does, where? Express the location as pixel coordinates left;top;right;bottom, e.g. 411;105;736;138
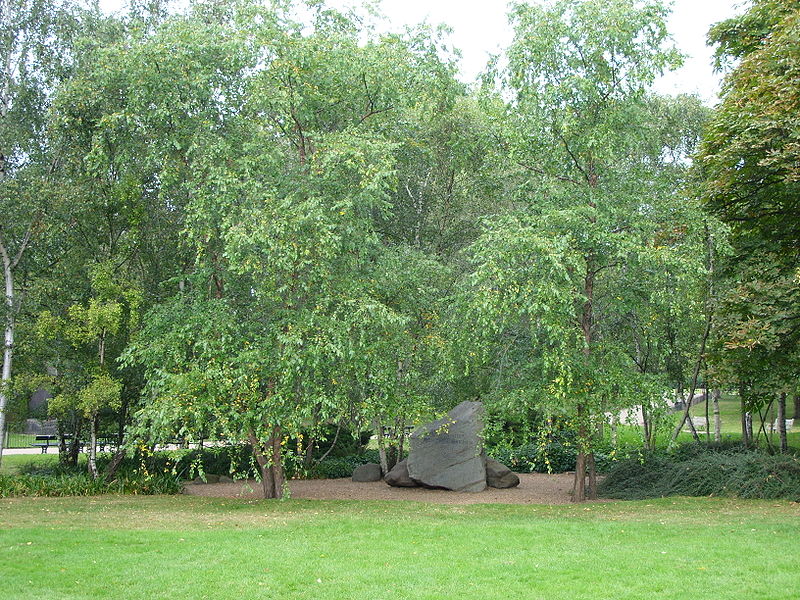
183;472;614;504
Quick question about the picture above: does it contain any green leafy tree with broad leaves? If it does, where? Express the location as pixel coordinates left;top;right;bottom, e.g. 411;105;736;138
38;262;140;477
699;0;800;450
463;0;710;501
0;0;90;465
78;1;465;497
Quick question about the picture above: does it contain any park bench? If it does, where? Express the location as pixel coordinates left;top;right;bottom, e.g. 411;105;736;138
772;419;794;431
31;434;58;453
683;417;708;432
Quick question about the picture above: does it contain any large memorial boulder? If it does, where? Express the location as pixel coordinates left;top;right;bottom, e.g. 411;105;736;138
407;401;486;492
352;463;382;482
486;458;520;489
384;459;418;487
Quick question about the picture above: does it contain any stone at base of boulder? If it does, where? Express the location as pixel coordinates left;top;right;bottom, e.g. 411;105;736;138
352;463;383;482
384;459;419;487
192;474;221;484
486;458;520;489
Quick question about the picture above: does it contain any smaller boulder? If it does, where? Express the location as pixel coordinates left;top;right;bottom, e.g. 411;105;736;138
218;475;234;484
192;474;220;484
352;463;382;482
486;458;520;489
384;459;419;487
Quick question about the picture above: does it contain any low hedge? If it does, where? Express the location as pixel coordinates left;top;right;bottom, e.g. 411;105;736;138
599;444;800;501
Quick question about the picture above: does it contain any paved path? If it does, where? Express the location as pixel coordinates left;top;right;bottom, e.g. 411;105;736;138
3;447;58;455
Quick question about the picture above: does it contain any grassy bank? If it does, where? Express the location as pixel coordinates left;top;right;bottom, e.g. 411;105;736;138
1;495;798;599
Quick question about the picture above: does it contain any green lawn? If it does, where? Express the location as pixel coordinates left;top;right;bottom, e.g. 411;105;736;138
0;454;61;476
1;495;798;599
609;394;800;451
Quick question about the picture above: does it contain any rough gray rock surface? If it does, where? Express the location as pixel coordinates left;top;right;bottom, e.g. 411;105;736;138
352;463;382;482
486;458;520;489
384;459;418;487
407;401;486;492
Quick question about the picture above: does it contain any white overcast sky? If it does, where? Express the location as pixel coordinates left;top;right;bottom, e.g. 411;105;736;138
101;0;747;104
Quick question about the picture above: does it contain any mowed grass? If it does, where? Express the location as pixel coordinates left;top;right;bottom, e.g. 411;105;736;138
610;394;800;451
0;454;60;475
1;495;799;600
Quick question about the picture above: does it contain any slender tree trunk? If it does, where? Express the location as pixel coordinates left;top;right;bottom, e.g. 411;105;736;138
0;247;13;467
117;398;127;447
755;399;774;450
374;418;388;475
104;447;126;482
58;431;68;464
673;223;716;445
670;313;711;443
573;446;586;503
778;392;788;453
248;430;275;499
610;413;618;448
68;418;82;467
270;426;285;497
712;389;721;443
311;421;341;468
573;261;596;502
793;394;800;420
587;452;597;498
740;384;750;447
745;412;753;446
88;415;98;479
303;405;321;468
704;387;710;443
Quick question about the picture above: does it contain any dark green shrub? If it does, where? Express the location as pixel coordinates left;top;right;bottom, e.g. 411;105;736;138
95;446;260;480
486;441;613;474
304;426;372;459
303;449;385;479
600;446;800;501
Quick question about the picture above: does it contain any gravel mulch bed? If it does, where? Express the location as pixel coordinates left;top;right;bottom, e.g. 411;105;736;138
183;472;608;505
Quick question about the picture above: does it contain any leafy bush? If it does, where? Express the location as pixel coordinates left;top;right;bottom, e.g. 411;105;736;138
487;441;613;474
599;445;800;501
0;472;182;498
96;445;386;481
95;446;261;480
292;426;373;460
303;449;384;479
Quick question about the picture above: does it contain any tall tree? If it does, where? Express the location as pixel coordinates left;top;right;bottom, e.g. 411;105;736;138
699;0;800;441
466;0;704;501
77;1;468;497
0;0;86;464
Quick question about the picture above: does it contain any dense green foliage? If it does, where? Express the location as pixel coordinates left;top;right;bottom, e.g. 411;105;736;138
697;0;800;449
1;0;797;502
600;443;800;501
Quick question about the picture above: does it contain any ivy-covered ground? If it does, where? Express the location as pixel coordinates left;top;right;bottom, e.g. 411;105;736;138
1;495;798;599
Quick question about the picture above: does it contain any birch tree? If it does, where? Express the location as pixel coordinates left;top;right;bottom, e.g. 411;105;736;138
0;0;84;464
